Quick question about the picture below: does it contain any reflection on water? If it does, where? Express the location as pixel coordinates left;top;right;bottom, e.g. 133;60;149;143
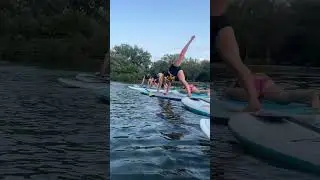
110;82;210;180
0;65;108;179
212;68;320;180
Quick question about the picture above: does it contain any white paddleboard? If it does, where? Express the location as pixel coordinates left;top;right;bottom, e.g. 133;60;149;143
76;73;108;83
181;97;210;116
229;113;320;174
58;78;106;90
200;119;210;139
128;85;172;93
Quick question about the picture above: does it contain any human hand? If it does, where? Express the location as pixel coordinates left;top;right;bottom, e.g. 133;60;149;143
242;98;261;112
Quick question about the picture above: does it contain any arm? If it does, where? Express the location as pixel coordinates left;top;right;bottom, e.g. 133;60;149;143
216;27;260;111
225;87;248;101
174;35;196;66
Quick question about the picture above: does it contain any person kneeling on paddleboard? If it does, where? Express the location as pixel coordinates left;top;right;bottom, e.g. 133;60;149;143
225;73;320;108
157;36;196;97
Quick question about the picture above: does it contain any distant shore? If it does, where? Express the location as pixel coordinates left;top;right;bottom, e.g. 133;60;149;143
212;63;320;72
0;60;100;72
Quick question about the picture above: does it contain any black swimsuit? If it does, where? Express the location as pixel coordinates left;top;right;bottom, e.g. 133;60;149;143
166;65;180;81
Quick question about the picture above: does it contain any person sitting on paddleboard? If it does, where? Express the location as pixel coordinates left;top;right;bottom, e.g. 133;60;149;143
211;0;261;112
225;73;320;108
157;36;196;97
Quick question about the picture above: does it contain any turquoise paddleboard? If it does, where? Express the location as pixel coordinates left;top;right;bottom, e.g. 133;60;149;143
147;92;209;101
181;97;210;116
229;113;320;175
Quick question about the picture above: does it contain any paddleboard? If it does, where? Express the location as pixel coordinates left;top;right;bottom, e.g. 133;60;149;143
76;73;108;83
200;119;210;139
229;113;320;175
147;92;182;101
147;92;209;101
128;86;169;93
57;78;105;90
172;90;209;98
212;96;319;120
181;97;210;116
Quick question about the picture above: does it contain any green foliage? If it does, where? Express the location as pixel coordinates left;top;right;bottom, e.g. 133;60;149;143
0;0;108;71
220;0;320;66
110;44;210;83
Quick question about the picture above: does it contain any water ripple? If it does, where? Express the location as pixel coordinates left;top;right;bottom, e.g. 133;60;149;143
0;65;108;179
110;82;210;180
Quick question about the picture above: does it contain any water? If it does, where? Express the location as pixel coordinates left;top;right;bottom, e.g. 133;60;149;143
212;70;320;180
0;65;108;179
110;82;210;179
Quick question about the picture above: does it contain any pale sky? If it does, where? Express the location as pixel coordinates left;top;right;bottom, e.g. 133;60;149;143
110;0;210;61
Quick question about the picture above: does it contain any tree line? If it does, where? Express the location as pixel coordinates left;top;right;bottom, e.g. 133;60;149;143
217;0;320;66
0;0;108;71
110;44;210;83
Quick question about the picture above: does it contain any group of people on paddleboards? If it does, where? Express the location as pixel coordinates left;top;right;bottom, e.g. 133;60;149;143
140;36;210;97
140;0;320;111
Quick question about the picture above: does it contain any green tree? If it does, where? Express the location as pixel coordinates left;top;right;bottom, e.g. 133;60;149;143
0;0;108;71
112;44;152;71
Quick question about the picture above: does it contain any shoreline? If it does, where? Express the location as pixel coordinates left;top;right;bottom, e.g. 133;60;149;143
0;60;100;73
211;63;320;71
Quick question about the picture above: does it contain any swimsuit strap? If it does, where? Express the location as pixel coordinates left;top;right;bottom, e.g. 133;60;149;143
167;71;175;81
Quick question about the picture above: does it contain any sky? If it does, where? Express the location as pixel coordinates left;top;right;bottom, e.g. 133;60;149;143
110;0;210;61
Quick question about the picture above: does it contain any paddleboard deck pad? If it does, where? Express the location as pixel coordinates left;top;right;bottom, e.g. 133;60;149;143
181;97;210;116
200;119;210;139
212;96;320;120
229;113;320;175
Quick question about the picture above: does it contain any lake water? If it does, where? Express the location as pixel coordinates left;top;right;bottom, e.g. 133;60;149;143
110;82;210;179
4;63;320;180
0;65;108;179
